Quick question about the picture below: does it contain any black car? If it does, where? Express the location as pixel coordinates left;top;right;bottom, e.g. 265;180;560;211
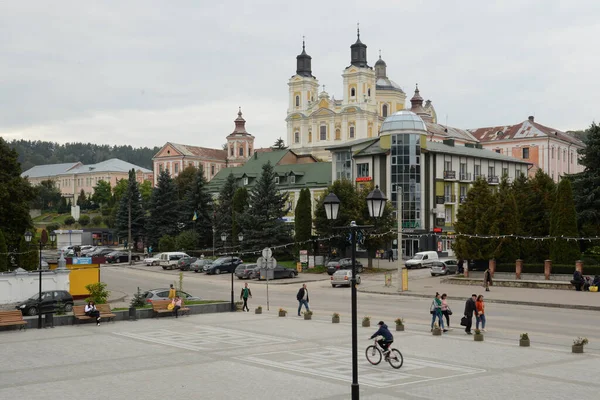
16;290;74;316
105;251;141;263
256;265;298;280
205;257;243;275
327;258;364;275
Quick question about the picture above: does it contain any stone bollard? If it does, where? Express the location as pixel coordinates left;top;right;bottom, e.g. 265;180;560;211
576;260;583;274
515;259;523;280
489;259;496;277
544;260;552;280
464;263;469;278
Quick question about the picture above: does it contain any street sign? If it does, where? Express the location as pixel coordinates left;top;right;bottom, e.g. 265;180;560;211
262;247;273;260
72;257;92;265
256;257;276;269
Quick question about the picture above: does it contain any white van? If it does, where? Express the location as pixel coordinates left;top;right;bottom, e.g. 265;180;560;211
404;251;439;269
160;252;189;270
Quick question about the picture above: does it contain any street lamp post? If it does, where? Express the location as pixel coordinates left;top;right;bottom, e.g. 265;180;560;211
323;186;387;400
24;229;57;329
221;233;244;312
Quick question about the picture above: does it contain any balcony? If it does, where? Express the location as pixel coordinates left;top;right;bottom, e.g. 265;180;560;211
487;175;499;184
459;196;467;204
474;173;483;180
443;170;457;180
444;195;456;203
459;172;472;181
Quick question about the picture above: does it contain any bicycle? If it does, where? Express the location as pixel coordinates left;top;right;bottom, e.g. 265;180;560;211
365;338;403;369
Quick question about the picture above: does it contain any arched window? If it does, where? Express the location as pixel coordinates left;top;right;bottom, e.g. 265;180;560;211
351;88;356;97
382;104;388;117
308;131;312;143
335;129;341;140
239;147;244;156
368;88;371;97
294;132;300;143
230;147;234;156
349;126;355;138
320;125;327;141
295;96;300;107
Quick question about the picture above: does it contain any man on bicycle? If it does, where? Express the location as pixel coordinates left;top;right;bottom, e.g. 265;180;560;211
370;321;394;358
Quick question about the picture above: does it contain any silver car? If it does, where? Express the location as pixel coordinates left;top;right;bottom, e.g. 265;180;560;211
331;269;361;287
430;260;459;276
143;288;201;304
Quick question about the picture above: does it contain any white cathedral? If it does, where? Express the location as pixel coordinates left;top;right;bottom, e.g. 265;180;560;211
286;28;438;160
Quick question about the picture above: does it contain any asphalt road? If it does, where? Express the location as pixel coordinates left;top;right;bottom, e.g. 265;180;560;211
101;264;600;353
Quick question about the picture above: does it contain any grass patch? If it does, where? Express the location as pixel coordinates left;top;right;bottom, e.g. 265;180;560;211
112;305;152;311
279;260;298;269
303;266;327;274
185;300;226;305
362;268;389;274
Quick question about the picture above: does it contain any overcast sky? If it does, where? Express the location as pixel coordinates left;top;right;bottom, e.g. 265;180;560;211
1;1;599;150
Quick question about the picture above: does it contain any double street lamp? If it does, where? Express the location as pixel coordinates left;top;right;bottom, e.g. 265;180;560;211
323;185;387;400
221;232;244;312
24;229;57;329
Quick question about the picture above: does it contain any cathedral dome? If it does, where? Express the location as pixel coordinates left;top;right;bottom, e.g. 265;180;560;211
380;110;427;133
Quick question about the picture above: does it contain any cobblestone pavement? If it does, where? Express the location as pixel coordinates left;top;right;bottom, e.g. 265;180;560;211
1;311;598;399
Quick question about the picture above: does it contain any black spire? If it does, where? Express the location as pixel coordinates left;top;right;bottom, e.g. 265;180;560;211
296;37;313;78
350;23;369;68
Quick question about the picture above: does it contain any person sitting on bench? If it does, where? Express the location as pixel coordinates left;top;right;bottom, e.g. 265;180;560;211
85;301;101;326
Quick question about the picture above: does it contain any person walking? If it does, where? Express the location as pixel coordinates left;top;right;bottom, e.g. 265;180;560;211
168;284;176;300
476;295;486;332
84;301;101;326
171;296;183;318
441;293;452;329
463;294;478;334
296;284;310;316
430;292;447;332
388;249;394;262
240;283;252;312
483;267;493;292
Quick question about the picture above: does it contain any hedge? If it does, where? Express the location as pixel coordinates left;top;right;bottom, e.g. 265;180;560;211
494;263;600;275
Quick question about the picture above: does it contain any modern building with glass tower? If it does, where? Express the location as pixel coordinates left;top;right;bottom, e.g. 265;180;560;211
328;111;531;258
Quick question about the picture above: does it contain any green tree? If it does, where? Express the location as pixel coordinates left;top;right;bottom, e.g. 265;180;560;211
175;230;199;251
175;165;198;200
0;137;35;250
112;179;129;204
79;215;91;227
214;173;237;248
18;234;40;271
272;137;287;150
139;180;153;208
91;215;103;227
549;179;580;263
46;223;60;234
181;166;213;249
158;235;177;252
31;179;62;211
454;177;496;261
0;230;8;272
85;282;110;304
489;176;521;262
572;122;600;244
57;196;70;214
92;180;112;207
294;188;313;249
232;187;249;246
77;189;89;210
116;169;146;248
238;162;292;250
146;169;180;246
521;170;556;262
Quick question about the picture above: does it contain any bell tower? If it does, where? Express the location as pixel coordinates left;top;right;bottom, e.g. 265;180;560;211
226;108;255;166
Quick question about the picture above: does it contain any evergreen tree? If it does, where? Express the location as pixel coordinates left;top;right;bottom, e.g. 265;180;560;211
57;196;70;213
0;230;8;272
31;179;62;211
232;187;249;246
572;122;600;242
181;166;213;249
238;162;292;250
489;176;520;262
146;169;180;246
175;165;198;200
358;184;395;268
77;189;88;210
521;170;556;262
214;173;237;248
454;177;495;261
175;230;199;252
116;169;146;247
92;180;112;207
0;137;34;250
549;179;580;264
272;137;287;150
294;188;313;249
18;234;39;271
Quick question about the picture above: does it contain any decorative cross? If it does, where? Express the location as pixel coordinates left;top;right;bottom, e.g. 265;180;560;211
322;84;326;92
357;22;360;37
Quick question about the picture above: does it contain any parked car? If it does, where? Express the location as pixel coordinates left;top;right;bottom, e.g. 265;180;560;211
327;258;364;275
160;252;189;270
192;259;212;273
88;248;114;258
404;251;439;269
255;265;298;280
178;256;198;271
205;257;243;275
331;269;361;287
15;290;74;316
143;288;201;303
81;246;97;256
105;251;141;263
430;259;459;276
235;263;258;279
145;253;163;266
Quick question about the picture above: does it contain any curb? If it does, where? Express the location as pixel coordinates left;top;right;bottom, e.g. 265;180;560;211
253;277;330;286
357;287;600;312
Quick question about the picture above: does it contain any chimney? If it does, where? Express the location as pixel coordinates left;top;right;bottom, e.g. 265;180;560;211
528;116;534;123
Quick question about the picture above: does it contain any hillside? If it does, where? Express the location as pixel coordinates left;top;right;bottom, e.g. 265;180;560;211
8;140;160;171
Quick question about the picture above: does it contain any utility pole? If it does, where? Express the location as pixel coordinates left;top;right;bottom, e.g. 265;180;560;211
128;196;132;265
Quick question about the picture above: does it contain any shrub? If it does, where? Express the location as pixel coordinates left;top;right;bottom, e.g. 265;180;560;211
78;215;90;226
474;328;482;335
362;316;371;323
573;337;588;346
55;300;66;315
85;282;110;304
46;223;60;233
395;318;404;326
520;333;529;340
64;216;76;226
332;312;340;318
129;287;147;308
91;216;103;226
158;235;177;252
175;230;198;252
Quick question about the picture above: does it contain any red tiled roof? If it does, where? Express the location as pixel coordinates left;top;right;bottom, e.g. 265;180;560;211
170;142;227;161
469;119;584;147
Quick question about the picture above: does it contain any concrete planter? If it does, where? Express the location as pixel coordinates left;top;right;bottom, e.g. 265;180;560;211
255;308;262;314
474;333;484;342
278;311;287;317
396;324;404;331
332;316;340;324
432;328;442;336
304;313;312;320
362;320;370;327
572;345;584;353
235;302;243;312
519;339;530;347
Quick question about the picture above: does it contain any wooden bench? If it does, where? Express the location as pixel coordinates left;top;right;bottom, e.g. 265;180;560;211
73;304;116;325
0;310;27;330
151;300;190;317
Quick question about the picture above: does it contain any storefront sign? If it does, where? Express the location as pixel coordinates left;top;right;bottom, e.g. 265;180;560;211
356;177;372;182
436;196;445;204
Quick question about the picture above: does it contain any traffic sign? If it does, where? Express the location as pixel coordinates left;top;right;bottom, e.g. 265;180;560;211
262;247;273;259
256;257;277;269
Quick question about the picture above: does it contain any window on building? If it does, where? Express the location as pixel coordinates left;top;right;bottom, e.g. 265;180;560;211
349;126;355;138
488;166;495;177
351;88;356;97
563;150;566;161
211;165;215;175
320;125;327;141
249;147;252;154
382;104;388;117
239;147;244;156
558;149;560;160
335;151;352;181
445;206;452;224
295;96;299;107
230;147;234;156
552;147;555;158
294;131;300;143
522;147;530;159
502;167;508;177
357;163;369;178
335;129;341;140
460;185;467;199
495;149;501;154
174;163;179;174
274;176;279;184
474;164;481;178
308;131;312;143
289;174;296;184
571;151;574;164
243;177;248;186
444;160;452;171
